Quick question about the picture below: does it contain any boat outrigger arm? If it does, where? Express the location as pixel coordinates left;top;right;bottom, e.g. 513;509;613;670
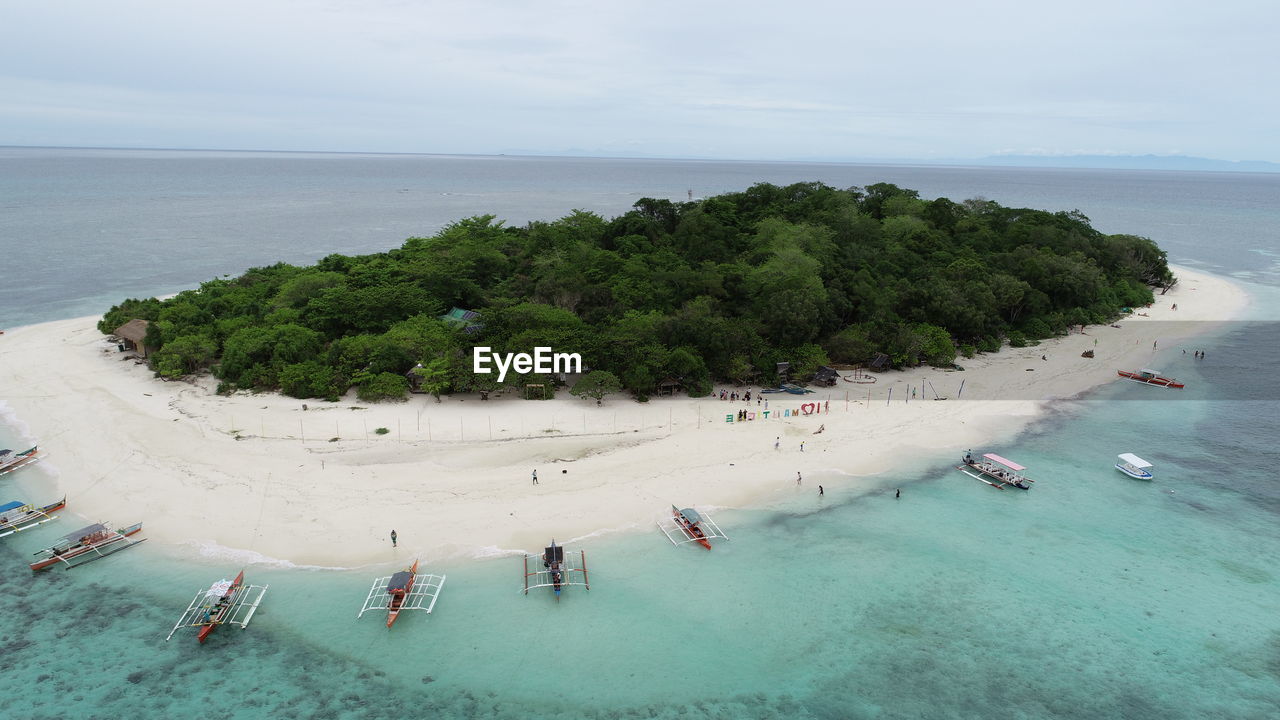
657;506;729;547
522;541;590;596
166;573;269;641
357;570;446;620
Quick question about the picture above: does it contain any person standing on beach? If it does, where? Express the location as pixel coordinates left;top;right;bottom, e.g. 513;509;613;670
532;469;538;485
796;471;802;486
800;441;805;452
391;529;398;547
774;437;780;450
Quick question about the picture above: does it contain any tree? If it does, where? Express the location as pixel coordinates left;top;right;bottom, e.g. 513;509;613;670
410;357;450;402
152;334;218;379
570;370;623;405
355;371;409;402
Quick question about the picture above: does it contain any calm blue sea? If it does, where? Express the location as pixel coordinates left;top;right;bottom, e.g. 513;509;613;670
1;148;1277;719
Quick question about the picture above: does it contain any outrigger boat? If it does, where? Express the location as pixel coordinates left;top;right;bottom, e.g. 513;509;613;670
957;451;1034;490
30;522;145;570
0;496;66;538
1115;453;1155;480
0;446;40;477
357;559;446;628
1118;368;1184;389
167;571;269;643
657;505;729;549
522;540;589;599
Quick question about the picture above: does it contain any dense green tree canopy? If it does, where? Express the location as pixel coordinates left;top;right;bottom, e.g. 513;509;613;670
100;182;1171;401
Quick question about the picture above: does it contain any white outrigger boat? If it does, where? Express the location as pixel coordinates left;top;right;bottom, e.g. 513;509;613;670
0;497;65;538
167;570;269;643
29;522;145;570
957;451;1034;490
1115;453;1154;480
657;505;729;549
357;559;446;629
0;446;40;478
522;540;590;599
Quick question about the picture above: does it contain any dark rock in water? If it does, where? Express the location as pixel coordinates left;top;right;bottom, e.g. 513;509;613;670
126;670;145;684
422;675;434;684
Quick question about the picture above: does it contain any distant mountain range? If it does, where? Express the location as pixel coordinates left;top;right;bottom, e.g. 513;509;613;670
969;154;1280;173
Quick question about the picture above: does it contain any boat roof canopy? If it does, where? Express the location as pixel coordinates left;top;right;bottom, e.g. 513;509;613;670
680;508;703;524
1118;453;1153;468
60;523;107;541
1139;368;1160;374
387;570;413;592
982;453;1025;471
0;500;23;513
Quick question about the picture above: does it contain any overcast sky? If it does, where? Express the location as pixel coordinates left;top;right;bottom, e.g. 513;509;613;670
3;1;1276;161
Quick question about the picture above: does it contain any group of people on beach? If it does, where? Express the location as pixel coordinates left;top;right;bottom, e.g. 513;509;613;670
718;389;752;402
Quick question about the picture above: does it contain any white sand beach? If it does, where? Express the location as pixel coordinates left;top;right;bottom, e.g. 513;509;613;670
0;266;1247;567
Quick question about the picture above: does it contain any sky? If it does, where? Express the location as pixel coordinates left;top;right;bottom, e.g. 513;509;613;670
2;0;1277;162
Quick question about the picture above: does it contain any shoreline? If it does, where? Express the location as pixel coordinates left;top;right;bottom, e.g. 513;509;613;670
0;265;1248;567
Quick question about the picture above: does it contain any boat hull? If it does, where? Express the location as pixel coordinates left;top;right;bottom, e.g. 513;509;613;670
1117;371;1184;389
1115;464;1154;480
672;508;712;549
197;570;245;643
29;522;143;571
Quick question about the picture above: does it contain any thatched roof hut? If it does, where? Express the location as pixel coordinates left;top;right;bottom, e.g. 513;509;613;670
813;365;840;386
113;319;153;357
656;377;683;396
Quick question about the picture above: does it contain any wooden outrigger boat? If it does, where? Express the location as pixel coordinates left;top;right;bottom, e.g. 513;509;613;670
657;505;729;549
1115;453;1155;480
522;540;589;599
1118;368;1184;389
167;570;269;643
0;496;66;538
957;451;1034;490
357;559;446;628
0;446;40;478
29;522;145;570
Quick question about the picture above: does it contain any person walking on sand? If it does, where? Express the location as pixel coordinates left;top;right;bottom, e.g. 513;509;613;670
532;469;538;485
390;529;398;547
895;488;900;499
818;485;824;496
774;436;780;450
796;471;802;486
800;441;805;452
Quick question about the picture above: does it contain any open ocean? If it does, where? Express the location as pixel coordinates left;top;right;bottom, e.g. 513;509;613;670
1;148;1278;719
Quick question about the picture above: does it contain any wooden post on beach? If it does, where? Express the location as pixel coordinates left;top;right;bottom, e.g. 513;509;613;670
887;388;892;405
363;419;368;445
669;407;672;432
428;417;432;442
459;416;463;441
300;420;304;444
398;419;401;443
490;416;494;441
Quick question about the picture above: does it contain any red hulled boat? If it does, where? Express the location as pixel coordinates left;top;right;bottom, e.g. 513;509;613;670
1118;368;1184;388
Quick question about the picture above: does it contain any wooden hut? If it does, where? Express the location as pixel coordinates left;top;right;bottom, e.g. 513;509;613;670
656;377;683;396
813;365;840;387
113;319;153;358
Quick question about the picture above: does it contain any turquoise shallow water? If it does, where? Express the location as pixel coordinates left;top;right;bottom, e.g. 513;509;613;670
3;357;1278;718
